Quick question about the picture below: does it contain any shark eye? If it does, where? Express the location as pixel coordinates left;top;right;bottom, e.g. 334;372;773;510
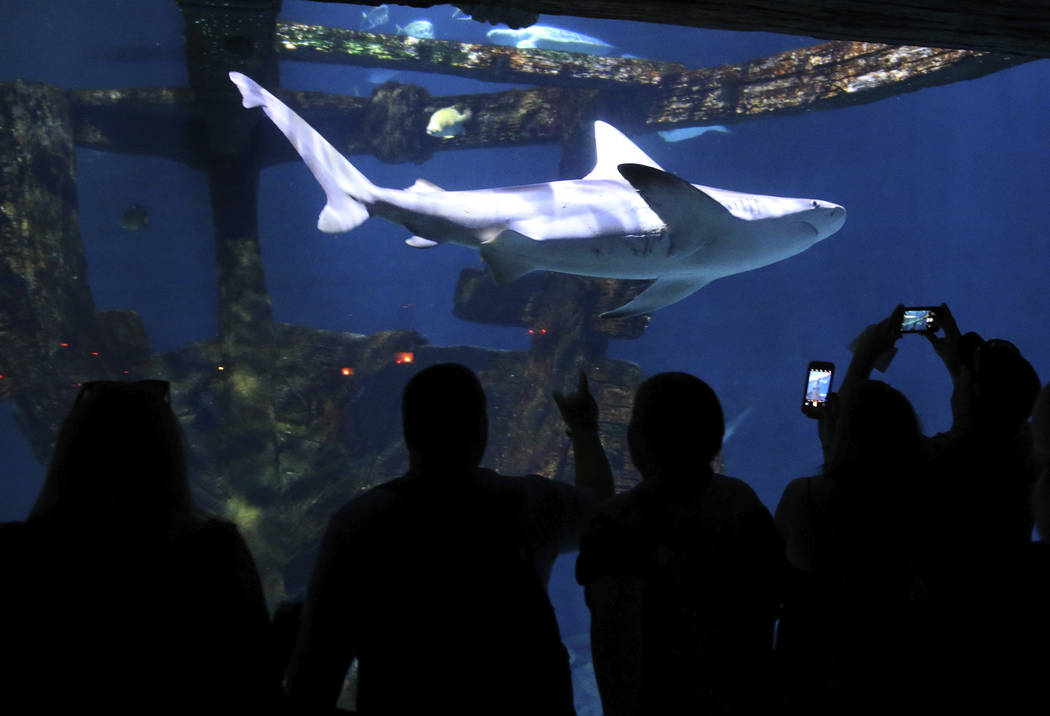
811;201;818;208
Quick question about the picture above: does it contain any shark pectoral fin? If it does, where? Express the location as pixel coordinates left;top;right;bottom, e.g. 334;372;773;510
479;229;539;285
601;275;713;319
405;236;440;248
618;164;736;252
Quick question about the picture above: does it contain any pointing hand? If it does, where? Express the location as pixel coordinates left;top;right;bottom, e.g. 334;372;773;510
553;371;599;434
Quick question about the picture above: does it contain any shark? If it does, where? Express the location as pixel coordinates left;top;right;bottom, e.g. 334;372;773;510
486;25;619;56
229;72;846;318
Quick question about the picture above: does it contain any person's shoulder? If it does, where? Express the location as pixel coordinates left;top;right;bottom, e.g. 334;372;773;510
327;477;414;538
585;486;642;528
485;468;588;505
708;473;768;513
777;474;823;505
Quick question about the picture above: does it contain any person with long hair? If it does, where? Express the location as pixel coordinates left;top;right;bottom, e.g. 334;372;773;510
0;380;278;713
775;309;933;714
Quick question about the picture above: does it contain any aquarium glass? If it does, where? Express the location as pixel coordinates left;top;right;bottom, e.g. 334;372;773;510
2;2;1048;713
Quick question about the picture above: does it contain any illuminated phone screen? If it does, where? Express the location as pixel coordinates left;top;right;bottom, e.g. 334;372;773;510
804;368;833;407
901;309;936;333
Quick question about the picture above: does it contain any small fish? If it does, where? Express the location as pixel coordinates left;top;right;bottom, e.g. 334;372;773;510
486;25;618;56
427;106;472;139
121;202;149;231
396;20;434;39
359;4;389;31
657;125;731;143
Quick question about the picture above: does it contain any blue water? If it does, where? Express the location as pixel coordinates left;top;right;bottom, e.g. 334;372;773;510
2;3;1048;713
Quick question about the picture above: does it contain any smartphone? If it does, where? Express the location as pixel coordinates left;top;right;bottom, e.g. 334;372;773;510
900;306;939;334
802;361;834;418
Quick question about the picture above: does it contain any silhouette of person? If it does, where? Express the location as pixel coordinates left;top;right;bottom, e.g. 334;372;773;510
285;363;613;714
1033;383;1050;540
576;372;783;716
809;305;1042;712
0;380;277;714
840;304;1040;548
775;377;932;714
1017;382;1050;706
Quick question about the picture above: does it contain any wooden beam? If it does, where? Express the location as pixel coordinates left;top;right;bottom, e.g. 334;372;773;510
642;42;1029;128
275;22;686;88
68;40;1030;165
310;0;1050;58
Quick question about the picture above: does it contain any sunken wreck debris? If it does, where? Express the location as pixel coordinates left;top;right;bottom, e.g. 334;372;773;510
276;21;685;88
315;0;1050;58
66;36;1030;166
644;42;1029;128
0;80;152;458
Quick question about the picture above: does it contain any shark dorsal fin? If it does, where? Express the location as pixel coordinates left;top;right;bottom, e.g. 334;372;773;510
584;121;664;181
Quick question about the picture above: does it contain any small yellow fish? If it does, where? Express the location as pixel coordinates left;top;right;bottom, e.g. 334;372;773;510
426;106;472;139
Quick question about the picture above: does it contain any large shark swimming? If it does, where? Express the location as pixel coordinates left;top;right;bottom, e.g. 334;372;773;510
229;72;846;318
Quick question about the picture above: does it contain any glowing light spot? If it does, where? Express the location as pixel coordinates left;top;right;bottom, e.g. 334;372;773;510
395;352;414;365
59;342;69;348
540;328;548;334
122;370;129;375
90;351;99;357
528;329;534;335
341;367;354;376
217;365;225;372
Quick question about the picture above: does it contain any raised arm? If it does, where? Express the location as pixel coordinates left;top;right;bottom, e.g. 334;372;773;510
553;371;614;501
820;305;904;462
922;303;974;432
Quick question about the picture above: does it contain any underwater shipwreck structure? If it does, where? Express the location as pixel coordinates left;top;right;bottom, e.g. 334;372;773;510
0;0;1040;603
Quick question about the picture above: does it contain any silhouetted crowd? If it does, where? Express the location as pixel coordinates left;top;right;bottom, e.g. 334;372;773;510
2;304;1048;715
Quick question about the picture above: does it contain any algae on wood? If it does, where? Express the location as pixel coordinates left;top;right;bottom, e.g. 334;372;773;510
67;40;1029;164
318;0;1050;58
275;22;685;88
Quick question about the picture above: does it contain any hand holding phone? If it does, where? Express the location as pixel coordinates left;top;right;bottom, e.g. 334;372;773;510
802;361;834;418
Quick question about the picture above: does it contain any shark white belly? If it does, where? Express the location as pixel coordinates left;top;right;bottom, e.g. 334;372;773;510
229;72;847;318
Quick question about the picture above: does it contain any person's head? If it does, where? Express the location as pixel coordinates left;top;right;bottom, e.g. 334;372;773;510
628;372;723;484
825;379;922;479
958;335;1040;436
402;363;488;472
29;380;192;526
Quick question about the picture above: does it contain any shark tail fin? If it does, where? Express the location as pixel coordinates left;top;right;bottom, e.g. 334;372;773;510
479;230;539;285
229;71;375;234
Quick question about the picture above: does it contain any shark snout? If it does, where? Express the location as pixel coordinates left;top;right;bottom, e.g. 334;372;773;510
824;205;847;235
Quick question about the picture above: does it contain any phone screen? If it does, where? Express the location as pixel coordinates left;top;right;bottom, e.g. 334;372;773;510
901;308;937;333
803;364;834;413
